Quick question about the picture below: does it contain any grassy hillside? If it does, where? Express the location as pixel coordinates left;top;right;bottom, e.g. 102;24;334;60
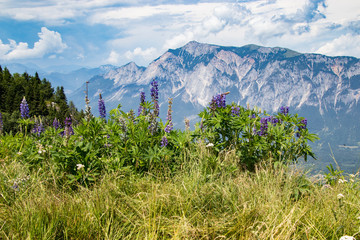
1;143;359;239
0;81;359;239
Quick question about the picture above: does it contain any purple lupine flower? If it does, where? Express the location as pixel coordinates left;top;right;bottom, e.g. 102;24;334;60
53;118;60;130
216;93;226;108
231;106;240;116
258;116;271;136
0;112;3;134
64;117;74;136
20;96;30;119
137;91;146;116
150;79;159;117
98;93;106;119
296;118;307;137
210;93;226;110
161;135;168;147
164;98;173;133
249;113;256;119
32;122;44;136
270;116;279;126
280;106;289;116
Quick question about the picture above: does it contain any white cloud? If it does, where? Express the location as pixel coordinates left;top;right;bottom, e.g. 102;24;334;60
0;0;140;24
316;34;360;57
0;27;67;60
107;50;120;64
125;47;158;61
160;0;360;58
1;0;360;66
89;3;222;26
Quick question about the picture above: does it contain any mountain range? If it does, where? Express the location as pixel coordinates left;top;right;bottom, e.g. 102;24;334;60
3;41;360;172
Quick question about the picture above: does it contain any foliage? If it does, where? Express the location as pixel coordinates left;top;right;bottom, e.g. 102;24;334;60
0;66;82;133
197;93;319;171
2;73;360;239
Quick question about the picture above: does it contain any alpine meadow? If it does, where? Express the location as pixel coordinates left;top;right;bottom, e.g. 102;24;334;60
1;65;360;239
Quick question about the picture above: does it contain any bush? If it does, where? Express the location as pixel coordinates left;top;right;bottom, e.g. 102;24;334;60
197;93;319;171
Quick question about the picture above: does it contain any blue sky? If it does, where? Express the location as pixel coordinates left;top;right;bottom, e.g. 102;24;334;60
0;0;359;70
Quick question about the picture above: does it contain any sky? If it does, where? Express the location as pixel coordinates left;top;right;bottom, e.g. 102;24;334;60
0;0;359;70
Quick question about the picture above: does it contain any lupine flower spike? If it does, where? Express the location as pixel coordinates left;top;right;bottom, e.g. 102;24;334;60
161;136;168;147
210;92;229;114
64;117;74;137
138;91;146;116
53;118;60;130
98;93;106;119
231;106;240;116
296;118;307;137
280;106;289;116
148;79;159;134
164;98;173;133
258;116;271;136
20;96;30;119
150;80;159;117
32;117;44;136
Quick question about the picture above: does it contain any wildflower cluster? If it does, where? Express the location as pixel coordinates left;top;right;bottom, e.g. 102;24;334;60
161;136;168;147
258;116;270;136
231;106;240;116
199;97;318;170
280;106;289;116
210;93;227;112
296;118;307;137
32;118;44;137
20;96;30;119
256;116;279;136
98;93;106;119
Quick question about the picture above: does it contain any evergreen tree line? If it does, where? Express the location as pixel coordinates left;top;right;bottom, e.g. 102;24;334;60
0;66;84;133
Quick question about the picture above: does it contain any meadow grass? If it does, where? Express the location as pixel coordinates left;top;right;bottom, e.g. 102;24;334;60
1;144;360;240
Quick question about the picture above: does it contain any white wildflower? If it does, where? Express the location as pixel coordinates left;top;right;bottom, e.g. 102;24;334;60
339;236;356;240
349;174;355;178
206;143;214;147
337;193;345;199
338;179;347;183
17;152;22;156
76;164;85;170
357;216;360;220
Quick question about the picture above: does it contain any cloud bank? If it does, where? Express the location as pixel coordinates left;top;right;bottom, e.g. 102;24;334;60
0;0;359;66
0;27;67;60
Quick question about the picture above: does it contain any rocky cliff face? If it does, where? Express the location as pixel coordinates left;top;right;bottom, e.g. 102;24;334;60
69;41;360;171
